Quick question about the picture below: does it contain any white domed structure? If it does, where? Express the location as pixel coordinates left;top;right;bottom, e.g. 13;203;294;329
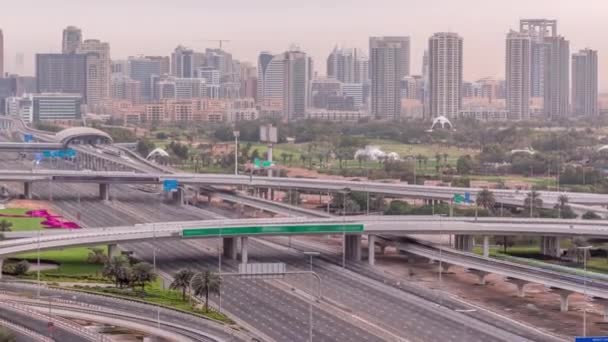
430;116;453;131
146;147;169;160
510;148;536;155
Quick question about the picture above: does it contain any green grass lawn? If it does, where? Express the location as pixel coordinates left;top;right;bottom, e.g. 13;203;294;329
72;279;233;323
16;246;107;281
0;208;44;231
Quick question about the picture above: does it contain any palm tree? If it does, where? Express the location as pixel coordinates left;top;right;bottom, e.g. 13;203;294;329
130;262;156;291
0;220;12;232
191;270;221;312
102;255;130;288
170;269;195;301
87;248;108;264
554;194;569;218
435;153;441;167
280;152;288;164
476;189;496;213
524;190;543;217
442;153;448;165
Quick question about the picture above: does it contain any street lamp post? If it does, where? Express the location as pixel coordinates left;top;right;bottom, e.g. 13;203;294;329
37;229;41;298
152;224;160;329
577;245;593;337
233;130;240;176
303;252;320;342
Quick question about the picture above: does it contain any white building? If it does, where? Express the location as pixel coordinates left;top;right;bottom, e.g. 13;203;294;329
226;98;259;122
428;32;463;119
33;93;82;121
5;95;33;122
458;108;508;121
305;109;369;122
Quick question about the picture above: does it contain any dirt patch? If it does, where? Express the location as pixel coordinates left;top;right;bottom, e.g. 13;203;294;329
5;200;53;211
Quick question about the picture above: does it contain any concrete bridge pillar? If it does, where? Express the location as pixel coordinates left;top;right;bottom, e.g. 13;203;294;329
551;288;573;312
482;236;490;258
0;258;4;279
506;278;529;298
368;235;376;266
23;182;32;199
223;237;238;260
240;237;249;264
468;269;490;285
107;244;120;259
345;235;362;261
593;298;608;321
437;262;451;273
540;236;561;258
455;235;474;252
172;187;185;206
99;183;110;201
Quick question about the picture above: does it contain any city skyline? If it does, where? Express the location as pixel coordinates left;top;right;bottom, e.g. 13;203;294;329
1;0;607;90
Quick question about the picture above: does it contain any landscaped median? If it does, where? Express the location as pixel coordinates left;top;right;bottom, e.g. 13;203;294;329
63;279;233;324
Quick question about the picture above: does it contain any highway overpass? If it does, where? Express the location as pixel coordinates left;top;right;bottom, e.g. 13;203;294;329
2;169;608;208
2;216;608;315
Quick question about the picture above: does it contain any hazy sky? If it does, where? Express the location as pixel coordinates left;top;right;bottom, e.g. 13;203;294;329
1;0;606;89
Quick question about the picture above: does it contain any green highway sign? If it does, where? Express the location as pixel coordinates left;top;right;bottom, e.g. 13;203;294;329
254;158;275;169
453;194;465;204
182;224;364;238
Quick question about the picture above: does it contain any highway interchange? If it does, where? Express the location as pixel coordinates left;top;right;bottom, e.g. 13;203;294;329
0;124;595;341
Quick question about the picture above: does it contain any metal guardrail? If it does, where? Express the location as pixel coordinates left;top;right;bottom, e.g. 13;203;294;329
399;242;608;298
1;300;103;341
0;316;54;342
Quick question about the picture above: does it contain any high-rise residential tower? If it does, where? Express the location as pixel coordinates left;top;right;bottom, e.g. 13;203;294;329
77;39;111;105
506;31;531;120
428;32;463;118
543;35;569;118
520;19;557;97
369;36;410;120
572;48;598;116
129;56;162;102
35;54;89;100
327;47;369;84
62;26;82;54
0;29;4;77
171;46;195;78
257;49;309;121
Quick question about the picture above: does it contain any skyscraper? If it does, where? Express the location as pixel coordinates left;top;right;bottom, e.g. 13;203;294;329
520;19;557;97
326;47;369;84
369;36;410;120
506;31;531;120
62;26;82;54
35;53;88;100
0;29;4;77
77;39;111;105
129;56;162;102
428;32;463;118
171;46;195;78
257;49;309;121
572;49;598;116
543;36;570;118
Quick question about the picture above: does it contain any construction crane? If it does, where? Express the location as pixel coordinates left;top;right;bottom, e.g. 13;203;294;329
198;39;231;50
